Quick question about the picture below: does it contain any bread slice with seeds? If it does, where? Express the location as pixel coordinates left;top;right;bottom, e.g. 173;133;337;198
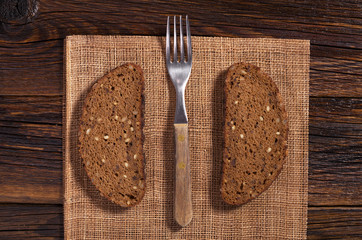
221;62;288;205
78;63;145;207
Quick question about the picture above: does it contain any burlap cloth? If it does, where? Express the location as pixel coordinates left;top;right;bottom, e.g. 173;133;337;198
64;35;309;239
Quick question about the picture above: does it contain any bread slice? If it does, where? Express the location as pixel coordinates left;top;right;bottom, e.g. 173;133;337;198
221;62;288;205
78;63;145;207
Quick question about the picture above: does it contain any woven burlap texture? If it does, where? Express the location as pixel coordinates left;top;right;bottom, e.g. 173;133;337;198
64;35;309;239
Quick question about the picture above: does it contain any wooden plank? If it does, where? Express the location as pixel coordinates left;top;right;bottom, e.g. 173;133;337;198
0;96;62;124
0;0;358;47
0;1;361;96
0;96;63;204
0;95;360;206
0;204;63;239
309;97;362;206
0;204;360;239
308;207;362;239
311;45;362;98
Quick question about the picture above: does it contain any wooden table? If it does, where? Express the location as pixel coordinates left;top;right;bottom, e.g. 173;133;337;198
0;0;361;239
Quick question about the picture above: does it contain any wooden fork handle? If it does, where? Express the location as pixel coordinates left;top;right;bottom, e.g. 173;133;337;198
174;123;192;227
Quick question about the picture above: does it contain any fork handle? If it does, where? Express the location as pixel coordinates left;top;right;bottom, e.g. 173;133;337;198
174;123;192;227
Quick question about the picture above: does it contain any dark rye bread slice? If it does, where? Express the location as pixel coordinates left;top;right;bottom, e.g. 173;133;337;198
221;62;288;205
78;63;145;207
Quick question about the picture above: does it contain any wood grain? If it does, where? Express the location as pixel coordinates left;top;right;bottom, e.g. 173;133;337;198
0;204;63;239
174;123;192;227
309;97;362;206
308;207;362;239
0;96;63;204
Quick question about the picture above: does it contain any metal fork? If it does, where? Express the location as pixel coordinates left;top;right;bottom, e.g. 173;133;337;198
166;15;192;227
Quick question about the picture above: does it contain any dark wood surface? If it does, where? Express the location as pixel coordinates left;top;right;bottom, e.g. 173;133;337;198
0;0;361;239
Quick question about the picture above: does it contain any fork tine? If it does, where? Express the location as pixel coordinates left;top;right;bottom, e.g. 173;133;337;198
186;15;192;62
173;16;177;63
179;15;184;62
166;16;170;63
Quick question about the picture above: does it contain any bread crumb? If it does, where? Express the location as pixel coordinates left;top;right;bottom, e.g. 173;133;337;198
121;117;127;122
240;134;244;139
234;100;238;105
276;132;280;135
232;126;235;130
241;70;247;75
127;200;131;205
90;116;94;121
101;158;106;163
114;115;119;120
97;118;102;123
260;116;264;121
104;135;109;140
134;154;137;159
86;128;91;135
113;102;118;105
123;134;127;138
267;106;270;112
125;138;131;143
86;161;90;166
123;174;127;178
124;162;129;168
136;121;140;125
130;127;134;132
128;120;131;125
267;147;272;153
133;186;137;190
94;137;99;141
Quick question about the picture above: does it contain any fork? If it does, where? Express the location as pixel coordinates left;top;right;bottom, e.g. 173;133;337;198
166;15;193;227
